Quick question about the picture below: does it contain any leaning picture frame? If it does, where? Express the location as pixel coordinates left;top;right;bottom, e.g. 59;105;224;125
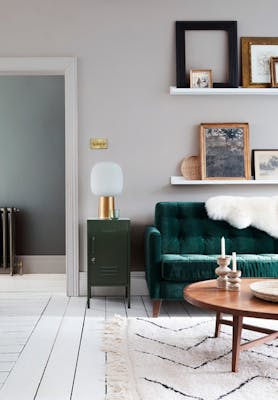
270;57;278;87
200;123;250;180
252;149;278;180
190;69;213;88
176;21;238;88
241;37;278;87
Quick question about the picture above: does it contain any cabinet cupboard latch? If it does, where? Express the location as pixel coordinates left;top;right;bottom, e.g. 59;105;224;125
91;257;96;264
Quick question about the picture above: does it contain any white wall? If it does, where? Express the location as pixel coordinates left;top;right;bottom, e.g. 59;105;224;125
1;0;277;270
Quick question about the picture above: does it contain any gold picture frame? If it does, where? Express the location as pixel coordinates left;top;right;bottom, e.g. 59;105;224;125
190;69;213;88
200;123;250;180
270;57;278;87
241;37;278;88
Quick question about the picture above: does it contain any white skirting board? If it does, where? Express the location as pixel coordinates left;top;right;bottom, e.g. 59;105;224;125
79;271;149;296
19;256;66;274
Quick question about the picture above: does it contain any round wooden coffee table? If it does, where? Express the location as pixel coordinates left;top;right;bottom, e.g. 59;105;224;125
184;278;278;372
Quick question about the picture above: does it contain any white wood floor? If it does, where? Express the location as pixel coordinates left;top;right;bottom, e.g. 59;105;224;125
0;285;212;400
0;273;212;399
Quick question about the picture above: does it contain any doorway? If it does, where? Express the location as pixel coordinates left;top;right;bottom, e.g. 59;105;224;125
0;58;79;296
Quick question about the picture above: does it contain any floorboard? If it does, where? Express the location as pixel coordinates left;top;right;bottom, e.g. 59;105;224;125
71;304;105;400
0;296;69;400
141;296;154;317
141;296;170;318
0;372;9;385
88;297;106;317
163;301;190;317
125;295;148;318
106;296;126;319
0;289;221;400
0;362;14;372
184;300;215;317
34;297;86;400
0;275;66;294
0;355;17;363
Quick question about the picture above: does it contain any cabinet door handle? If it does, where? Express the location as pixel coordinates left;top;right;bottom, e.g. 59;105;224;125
92;236;95;254
91;257;96;264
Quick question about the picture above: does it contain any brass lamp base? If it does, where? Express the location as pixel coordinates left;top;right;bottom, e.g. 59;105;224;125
99;196;114;219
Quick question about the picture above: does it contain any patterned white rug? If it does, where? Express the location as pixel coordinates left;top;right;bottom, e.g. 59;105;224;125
104;316;278;400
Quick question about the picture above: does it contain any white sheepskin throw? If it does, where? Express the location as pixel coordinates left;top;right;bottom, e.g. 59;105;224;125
205;196;278;238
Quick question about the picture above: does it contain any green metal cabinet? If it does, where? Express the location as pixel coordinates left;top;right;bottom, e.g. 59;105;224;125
87;219;130;308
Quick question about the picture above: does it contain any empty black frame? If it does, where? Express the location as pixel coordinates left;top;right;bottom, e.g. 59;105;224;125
176;21;238;88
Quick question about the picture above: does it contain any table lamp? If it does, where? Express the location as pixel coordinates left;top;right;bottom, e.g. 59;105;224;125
90;162;123;219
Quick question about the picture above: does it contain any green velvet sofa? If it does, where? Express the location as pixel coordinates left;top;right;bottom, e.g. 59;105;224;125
145;202;278;316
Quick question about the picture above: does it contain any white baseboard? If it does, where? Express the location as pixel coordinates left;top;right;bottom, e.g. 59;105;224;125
19;256;66;274
79;271;148;296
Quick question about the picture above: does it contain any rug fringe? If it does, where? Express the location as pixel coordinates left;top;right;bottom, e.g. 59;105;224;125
103;315;139;400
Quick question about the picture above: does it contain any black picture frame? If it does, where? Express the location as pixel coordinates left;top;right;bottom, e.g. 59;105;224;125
252;149;278;180
176;21;238;88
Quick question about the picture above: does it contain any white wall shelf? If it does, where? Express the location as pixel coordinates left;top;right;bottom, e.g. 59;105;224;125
171;176;278;185
170;86;278;96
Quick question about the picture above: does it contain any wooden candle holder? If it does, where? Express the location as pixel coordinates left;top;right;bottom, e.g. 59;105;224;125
227;270;241;291
215;256;231;289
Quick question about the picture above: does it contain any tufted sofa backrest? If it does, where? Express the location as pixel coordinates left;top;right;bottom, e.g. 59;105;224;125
155;202;278;255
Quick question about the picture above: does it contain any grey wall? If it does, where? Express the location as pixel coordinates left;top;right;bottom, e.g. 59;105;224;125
0;1;277;269
0;76;65;255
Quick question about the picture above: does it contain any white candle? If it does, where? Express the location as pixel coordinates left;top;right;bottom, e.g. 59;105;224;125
221;237;225;258
232;252;237;271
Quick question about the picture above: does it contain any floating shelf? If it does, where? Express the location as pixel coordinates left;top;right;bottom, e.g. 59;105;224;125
170;86;278;96
171;177;278;185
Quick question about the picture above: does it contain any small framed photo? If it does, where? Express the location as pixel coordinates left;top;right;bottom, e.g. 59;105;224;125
200;123;250;180
190;69;213;88
241;37;278;87
253;149;278;180
270;57;278;87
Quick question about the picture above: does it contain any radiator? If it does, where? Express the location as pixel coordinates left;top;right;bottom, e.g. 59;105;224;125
0;208;23;275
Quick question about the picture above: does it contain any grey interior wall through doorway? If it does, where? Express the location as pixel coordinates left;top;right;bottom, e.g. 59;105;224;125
0;76;65;255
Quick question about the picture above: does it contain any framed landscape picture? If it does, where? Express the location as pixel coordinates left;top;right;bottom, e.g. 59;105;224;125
200;123;250;180
253;149;278;180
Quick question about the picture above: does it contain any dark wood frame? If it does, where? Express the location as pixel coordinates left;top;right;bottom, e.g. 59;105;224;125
176;21;238;88
270;57;278;87
200;122;250;180
241;37;278;88
252;149;278;180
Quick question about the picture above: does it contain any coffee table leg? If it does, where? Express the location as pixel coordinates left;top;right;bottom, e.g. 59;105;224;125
232;315;243;372
214;311;222;338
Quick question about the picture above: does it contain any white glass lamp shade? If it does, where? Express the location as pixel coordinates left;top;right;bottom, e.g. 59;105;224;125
90;162;123;196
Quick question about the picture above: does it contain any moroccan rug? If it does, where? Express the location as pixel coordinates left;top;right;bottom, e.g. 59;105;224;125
103;316;278;400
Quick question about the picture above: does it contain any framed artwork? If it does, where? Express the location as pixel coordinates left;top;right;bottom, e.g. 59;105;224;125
190;69;213;88
176;21;238;88
252;149;278;180
241;37;278;87
270;57;278;87
200;123;250;180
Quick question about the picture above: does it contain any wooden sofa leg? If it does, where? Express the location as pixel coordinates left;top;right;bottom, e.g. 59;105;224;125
153;300;162;317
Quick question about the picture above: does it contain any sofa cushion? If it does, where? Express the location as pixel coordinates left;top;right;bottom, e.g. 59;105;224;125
155;202;278;255
161;254;278;282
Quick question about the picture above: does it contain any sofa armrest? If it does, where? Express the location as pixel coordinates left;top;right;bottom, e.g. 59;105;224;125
145;226;162;299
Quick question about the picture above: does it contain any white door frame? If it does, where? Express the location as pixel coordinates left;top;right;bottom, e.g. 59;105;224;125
0;57;79;296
